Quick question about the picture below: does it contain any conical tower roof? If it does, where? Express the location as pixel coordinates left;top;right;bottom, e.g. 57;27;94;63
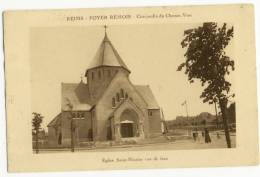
87;32;130;72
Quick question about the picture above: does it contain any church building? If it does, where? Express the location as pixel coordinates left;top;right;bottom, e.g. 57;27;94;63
47;29;162;146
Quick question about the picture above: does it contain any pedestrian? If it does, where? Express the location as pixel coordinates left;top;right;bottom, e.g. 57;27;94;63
192;132;197;141
205;128;211;143
201;131;205;137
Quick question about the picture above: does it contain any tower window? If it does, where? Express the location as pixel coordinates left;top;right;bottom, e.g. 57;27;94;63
116;93;120;102
120;89;124;98
112;97;116;107
92;72;95;80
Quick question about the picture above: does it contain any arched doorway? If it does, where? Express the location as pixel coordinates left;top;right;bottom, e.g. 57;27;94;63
120;109;139;138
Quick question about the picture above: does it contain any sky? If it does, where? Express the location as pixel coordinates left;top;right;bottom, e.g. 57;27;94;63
30;24;235;129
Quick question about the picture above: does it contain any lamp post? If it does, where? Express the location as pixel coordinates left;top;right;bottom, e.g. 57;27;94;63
66;98;75;152
70;114;75;152
182;100;191;135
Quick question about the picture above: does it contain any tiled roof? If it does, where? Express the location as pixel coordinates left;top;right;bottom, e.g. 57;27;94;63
135;85;160;109
61;82;92;111
61;82;159;111
50;83;159;127
87;34;130;71
47;113;62;127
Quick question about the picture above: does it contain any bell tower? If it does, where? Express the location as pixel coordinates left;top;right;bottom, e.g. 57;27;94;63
85;26;130;103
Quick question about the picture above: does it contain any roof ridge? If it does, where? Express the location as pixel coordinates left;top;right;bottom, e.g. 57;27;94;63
101;38;106;65
61;82;87;85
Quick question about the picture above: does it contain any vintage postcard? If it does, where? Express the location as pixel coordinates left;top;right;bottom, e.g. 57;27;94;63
3;4;258;172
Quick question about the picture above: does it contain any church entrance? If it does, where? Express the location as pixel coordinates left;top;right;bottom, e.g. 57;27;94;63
120;123;134;138
119;109;139;138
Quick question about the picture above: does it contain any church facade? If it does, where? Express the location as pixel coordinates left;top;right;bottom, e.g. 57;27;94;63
47;31;162;147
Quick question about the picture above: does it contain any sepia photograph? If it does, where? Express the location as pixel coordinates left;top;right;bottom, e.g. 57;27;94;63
30;23;236;153
3;4;258;172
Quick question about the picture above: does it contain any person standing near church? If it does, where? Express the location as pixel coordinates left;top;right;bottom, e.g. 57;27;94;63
205;128;211;143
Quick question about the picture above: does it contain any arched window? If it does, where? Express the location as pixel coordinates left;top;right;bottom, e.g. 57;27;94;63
120;89;124;98
91;72;95;80
98;70;101;79
112;97;116;107
116;93;120;102
125;93;128;99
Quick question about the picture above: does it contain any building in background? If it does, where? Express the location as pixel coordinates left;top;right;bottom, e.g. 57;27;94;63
166;103;236;131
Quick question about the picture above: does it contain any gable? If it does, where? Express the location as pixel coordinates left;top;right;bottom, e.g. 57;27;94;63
110;98;145;120
92;72;148;127
96;72;148;110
